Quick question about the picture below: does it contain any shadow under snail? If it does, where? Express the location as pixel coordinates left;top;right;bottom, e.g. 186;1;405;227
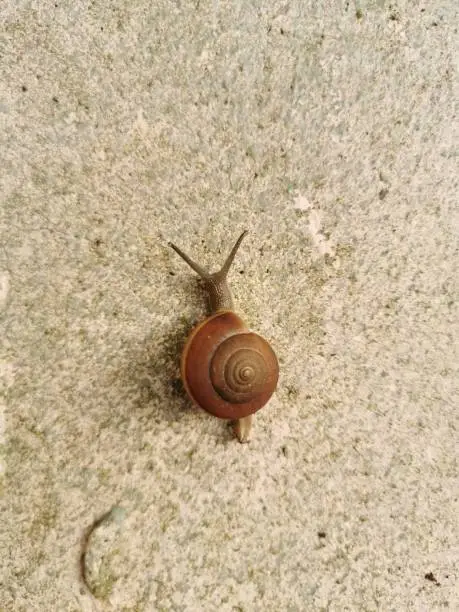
169;231;279;443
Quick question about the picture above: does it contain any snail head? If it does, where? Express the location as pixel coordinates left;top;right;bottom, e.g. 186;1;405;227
169;231;248;313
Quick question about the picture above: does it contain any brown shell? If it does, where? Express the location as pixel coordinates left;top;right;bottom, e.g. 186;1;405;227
181;311;279;419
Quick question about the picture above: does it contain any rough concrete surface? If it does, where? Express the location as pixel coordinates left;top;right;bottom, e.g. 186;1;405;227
1;0;458;610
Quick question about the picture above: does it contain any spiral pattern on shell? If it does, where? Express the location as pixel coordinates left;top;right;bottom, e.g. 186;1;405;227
210;336;275;404
181;311;279;420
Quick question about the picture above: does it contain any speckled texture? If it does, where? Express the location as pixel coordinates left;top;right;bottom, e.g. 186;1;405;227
1;1;458;610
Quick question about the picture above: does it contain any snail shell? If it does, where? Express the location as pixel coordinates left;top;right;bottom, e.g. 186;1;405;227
181;311;279;420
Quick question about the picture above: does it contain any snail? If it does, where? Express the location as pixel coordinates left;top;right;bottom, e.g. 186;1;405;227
169;231;279;443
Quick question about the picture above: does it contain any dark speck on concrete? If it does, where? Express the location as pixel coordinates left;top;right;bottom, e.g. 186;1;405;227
424;571;440;585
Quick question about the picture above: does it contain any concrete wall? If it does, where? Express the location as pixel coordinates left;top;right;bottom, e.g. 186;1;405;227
1;1;457;610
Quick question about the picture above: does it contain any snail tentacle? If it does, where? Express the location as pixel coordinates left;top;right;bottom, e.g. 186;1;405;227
219;230;248;277
168;242;210;279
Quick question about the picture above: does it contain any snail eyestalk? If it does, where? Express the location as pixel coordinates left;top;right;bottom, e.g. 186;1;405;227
219;230;248;277
168;242;210;279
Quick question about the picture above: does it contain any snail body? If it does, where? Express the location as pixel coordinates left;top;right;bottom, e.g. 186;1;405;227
169;231;279;443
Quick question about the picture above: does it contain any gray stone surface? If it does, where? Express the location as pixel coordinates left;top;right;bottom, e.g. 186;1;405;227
1;1;458;610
